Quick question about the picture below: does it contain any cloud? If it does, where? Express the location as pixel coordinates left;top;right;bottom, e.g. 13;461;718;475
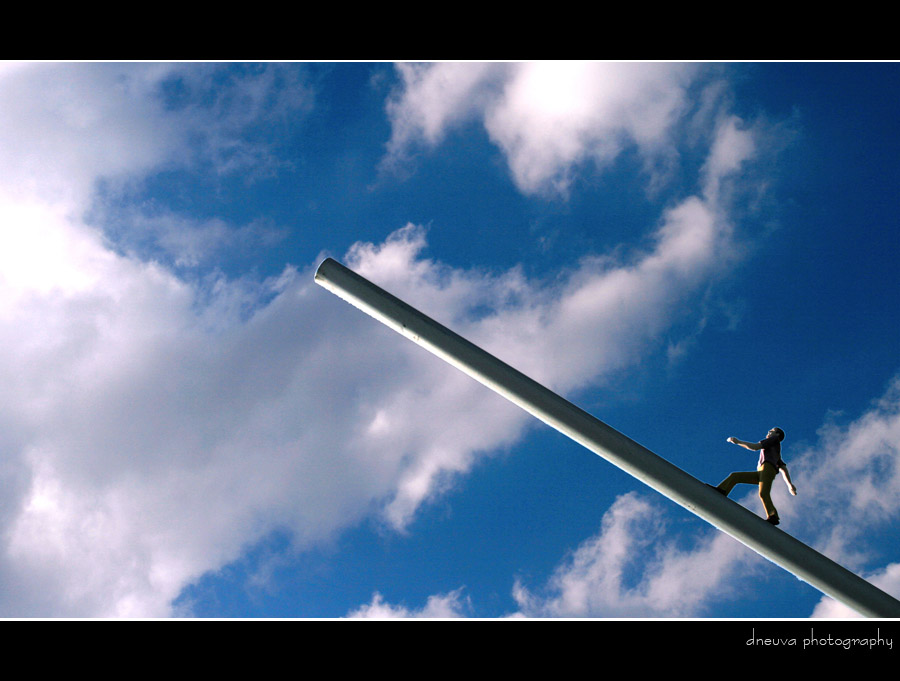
811;562;900;617
98;204;288;270
340;172;741;529
509;374;900;618
0;62;765;616
790;375;900;617
0;62;321;615
511;493;752;617
385;62;698;197
0;63;184;206
347;588;471;618
385;62;508;152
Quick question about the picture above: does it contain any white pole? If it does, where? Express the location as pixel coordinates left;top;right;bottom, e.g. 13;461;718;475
315;257;900;618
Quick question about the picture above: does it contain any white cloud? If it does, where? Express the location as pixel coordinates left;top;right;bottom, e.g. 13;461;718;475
0;62;324;615
0;62;766;616
347;588;470;618
357;63;899;620
99;204;287;270
385;62;508;152
385;62;697;197
511;493;752;617
340;173;740;529
701;114;758;204
0;63;183;206
811;563;900;617
510;375;900;618
0;62;311;209
789;376;900;581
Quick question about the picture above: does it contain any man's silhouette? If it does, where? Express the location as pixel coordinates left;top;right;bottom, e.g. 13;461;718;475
713;427;796;525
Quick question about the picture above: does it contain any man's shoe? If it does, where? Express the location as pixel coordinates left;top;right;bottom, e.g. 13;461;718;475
766;515;780;526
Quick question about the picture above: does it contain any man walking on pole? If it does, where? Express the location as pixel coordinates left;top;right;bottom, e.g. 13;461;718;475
713;427;797;525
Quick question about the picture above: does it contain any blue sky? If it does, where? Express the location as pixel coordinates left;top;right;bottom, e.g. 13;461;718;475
1;61;899;618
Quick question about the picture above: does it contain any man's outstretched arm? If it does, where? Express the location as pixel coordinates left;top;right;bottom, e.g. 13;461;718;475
727;437;763;451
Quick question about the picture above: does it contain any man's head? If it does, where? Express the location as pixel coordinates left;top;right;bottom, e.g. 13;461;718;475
768;427;785;441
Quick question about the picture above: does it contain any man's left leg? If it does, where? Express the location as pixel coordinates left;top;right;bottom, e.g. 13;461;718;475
717;470;759;496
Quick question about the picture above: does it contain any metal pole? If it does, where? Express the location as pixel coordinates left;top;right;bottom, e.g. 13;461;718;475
315;257;900;618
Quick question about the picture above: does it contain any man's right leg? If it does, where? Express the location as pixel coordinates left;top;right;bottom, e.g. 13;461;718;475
717;470;760;496
757;464;778;520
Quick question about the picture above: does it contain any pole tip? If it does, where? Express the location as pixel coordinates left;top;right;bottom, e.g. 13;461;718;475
314;257;339;282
